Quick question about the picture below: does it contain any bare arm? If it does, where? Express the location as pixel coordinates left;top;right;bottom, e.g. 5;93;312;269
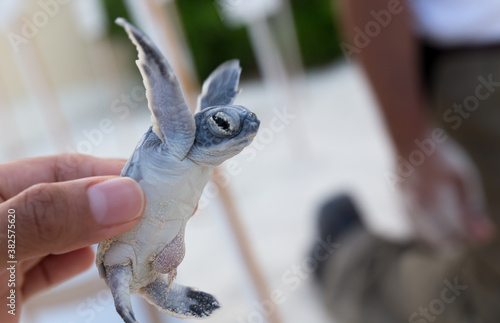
340;0;495;247
340;0;429;156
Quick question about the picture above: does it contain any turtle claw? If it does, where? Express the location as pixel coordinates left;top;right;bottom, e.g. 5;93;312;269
140;278;220;319
117;308;137;323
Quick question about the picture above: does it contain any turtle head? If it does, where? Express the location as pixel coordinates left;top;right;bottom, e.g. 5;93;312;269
187;105;260;166
186;59;259;165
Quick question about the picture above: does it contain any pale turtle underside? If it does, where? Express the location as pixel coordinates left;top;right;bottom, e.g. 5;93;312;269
95;18;260;323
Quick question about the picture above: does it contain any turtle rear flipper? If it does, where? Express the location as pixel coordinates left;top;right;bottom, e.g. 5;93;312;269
139;278;220;319
108;266;137;323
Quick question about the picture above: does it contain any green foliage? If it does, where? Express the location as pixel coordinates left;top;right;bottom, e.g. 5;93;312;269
176;0;257;81
102;0;342;80
176;0;342;79
102;0;132;37
289;0;343;66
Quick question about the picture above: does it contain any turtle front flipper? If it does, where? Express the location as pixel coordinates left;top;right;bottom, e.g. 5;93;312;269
198;60;242;110
115;18;195;159
107;265;137;323
139;278;220;319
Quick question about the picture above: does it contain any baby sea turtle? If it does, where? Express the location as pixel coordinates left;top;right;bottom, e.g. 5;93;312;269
96;18;260;323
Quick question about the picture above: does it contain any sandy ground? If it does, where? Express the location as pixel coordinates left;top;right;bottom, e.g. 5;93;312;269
6;61;412;323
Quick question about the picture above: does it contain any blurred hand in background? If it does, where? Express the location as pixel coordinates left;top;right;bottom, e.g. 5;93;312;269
341;0;496;249
401;135;495;250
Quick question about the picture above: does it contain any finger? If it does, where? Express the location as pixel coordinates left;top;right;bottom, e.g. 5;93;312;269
444;143;495;242
402;185;442;246
410;203;449;249
21;258;44;275
22;247;95;300
404;179;462;249
452;171;495;243
0;176;145;262
431;183;468;248
0;154;126;202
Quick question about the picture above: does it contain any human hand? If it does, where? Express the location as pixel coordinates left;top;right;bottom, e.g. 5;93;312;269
0;154;145;323
401;138;495;251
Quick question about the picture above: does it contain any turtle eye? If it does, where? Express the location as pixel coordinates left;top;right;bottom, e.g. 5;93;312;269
213;114;230;131
208;111;237;136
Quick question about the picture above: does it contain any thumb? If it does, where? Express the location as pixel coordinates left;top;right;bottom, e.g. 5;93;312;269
0;177;145;262
450;164;495;244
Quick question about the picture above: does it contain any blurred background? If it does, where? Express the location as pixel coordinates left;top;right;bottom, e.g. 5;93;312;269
0;0;410;322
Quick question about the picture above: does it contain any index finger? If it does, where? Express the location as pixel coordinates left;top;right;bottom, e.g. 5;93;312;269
0;154;126;202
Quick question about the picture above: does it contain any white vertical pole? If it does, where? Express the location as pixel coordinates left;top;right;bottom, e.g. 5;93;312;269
9;13;71;153
274;0;305;78
246;18;308;155
71;0;124;98
247;19;289;99
70;0;136;153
